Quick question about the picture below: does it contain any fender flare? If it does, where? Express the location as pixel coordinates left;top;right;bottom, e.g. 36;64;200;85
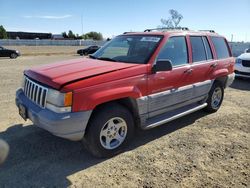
211;68;229;79
80;86;142;110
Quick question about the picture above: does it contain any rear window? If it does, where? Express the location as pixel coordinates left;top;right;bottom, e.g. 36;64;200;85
211;37;230;59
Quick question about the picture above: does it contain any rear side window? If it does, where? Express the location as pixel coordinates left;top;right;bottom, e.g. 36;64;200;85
157;36;188;67
202;37;213;60
190;36;206;62
211;37;230;59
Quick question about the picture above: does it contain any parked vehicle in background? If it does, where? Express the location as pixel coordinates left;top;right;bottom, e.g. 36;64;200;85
16;28;235;158
77;45;100;56
0;46;20;59
245;48;250;53
235;48;250;78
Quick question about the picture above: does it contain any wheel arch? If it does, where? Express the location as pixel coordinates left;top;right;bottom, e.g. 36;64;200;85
84;97;141;135
214;76;228;88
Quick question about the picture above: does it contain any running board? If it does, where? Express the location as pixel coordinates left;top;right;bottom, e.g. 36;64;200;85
143;103;207;130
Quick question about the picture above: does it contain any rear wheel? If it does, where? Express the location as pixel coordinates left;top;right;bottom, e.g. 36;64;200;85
83;103;134;158
10;53;17;59
204;82;224;112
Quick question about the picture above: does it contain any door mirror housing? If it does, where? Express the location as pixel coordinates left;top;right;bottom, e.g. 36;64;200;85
152;59;173;73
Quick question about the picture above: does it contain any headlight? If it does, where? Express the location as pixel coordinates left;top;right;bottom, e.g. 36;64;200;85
46;89;73;113
235;58;242;64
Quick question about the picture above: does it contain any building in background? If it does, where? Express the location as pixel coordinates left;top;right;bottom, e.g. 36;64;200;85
6;31;52;39
52;34;64;40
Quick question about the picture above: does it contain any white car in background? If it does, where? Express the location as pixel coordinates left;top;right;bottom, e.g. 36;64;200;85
235;48;250;78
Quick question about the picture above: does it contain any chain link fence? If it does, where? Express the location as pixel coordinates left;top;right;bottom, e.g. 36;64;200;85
0;39;106;46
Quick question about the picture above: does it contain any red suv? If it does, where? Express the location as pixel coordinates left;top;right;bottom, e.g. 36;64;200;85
16;28;235;157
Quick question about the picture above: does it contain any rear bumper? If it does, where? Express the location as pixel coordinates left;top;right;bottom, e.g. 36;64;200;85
16;88;92;141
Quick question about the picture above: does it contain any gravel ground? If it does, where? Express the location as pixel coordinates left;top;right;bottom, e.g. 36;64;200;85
0;55;249;188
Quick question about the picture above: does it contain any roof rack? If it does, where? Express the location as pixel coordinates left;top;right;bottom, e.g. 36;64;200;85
199;30;215;33
144;27;189;32
123;32;137;34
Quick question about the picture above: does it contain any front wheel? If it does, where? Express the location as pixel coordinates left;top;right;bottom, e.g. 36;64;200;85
10;53;17;59
83;103;134;158
204;82;224;113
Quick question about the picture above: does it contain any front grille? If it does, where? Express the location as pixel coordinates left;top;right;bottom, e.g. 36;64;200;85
23;77;48;108
235;70;250;76
242;60;250;67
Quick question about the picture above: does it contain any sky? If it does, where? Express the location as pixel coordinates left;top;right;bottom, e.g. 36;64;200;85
0;0;250;42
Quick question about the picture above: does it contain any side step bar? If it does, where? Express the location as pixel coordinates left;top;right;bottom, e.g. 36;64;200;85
143;103;207;130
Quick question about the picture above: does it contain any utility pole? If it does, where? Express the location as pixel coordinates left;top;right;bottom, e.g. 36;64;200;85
81;14;83;36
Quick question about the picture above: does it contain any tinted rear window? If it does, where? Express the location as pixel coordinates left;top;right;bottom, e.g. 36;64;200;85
211;37;230;59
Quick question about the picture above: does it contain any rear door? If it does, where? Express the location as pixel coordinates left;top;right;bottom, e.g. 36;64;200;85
147;36;194;117
187;36;215;98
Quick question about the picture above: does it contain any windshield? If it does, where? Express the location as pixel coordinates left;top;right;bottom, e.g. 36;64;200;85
91;35;162;64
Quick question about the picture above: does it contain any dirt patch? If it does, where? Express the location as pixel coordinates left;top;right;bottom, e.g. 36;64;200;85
0;55;249;187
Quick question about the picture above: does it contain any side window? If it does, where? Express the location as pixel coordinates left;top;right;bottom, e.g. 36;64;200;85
211;37;230;59
203;37;213;60
190;36;206;62
157;36;188;67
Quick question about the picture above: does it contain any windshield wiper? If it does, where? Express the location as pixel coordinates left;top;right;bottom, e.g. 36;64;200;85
97;57;117;62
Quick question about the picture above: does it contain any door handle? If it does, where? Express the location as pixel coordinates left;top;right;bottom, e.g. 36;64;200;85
210;63;218;68
184;69;193;74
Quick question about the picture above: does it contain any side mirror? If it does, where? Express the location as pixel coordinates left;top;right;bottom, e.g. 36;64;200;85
152;59;173;73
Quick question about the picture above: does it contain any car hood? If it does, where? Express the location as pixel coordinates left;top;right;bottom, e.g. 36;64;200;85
238;53;250;60
25;58;139;89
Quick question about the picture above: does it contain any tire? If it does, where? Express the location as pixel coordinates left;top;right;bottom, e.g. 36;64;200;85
10;53;17;59
204;82;224;113
80;53;83;56
83;103;135;158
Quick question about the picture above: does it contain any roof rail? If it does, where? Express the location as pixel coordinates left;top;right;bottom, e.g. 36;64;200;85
199;30;215;33
144;27;189;32
123;32;138;34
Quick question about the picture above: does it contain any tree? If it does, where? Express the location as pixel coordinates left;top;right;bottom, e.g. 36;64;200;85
0;25;8;39
83;31;103;40
160;9;183;28
68;30;75;39
62;32;68;38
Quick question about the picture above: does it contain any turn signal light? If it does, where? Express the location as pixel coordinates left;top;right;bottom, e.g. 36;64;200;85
64;92;73;106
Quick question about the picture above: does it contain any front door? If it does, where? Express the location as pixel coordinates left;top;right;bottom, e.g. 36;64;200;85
147;36;194;117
